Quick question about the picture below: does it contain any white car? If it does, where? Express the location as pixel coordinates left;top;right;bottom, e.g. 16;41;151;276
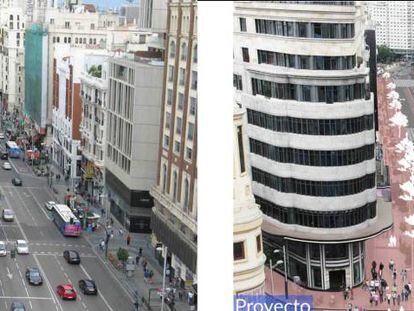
0;241;6;256
2;162;11;170
0;133;5;140
2;209;14;222
16;240;29;254
44;201;56;211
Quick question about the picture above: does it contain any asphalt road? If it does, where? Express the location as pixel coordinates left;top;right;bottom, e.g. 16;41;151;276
0;150;134;310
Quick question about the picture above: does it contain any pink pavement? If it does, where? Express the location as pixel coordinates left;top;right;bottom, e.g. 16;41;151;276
263;75;414;310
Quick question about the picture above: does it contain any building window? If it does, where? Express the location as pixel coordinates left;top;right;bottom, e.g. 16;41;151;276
298;22;308;37
193;44;198;63
191;71;197;90
186;147;192;160
163;135;169;148
173;171;178;200
256;235;262;253
176;117;182;135
179;68;185;86
162;164;167;193
170;40;176;58
234;242;245;260
187;123;194;141
65;21;70;29
183;178;189;211
240;17;247;32
174;141;181;153
181;42;187;61
237;125;246;173
178;93;184;110
168;65;174;82
242;47;249;62
165;112;171;129
167;89;173;106
190;97;196;116
233;74;243;90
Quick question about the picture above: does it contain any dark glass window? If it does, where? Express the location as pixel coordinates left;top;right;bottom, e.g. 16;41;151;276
310;244;320;260
325;244;348;260
289;257;308;285
239;17;247;32
288;241;306;258
302;85;312;101
286;21;294;36
234;242;245;260
233;74;243;90
313;23;322;38
298;22;308;37
242;47;249;62
312;267;322;288
256;235;262;253
237;126;246;173
299;55;310;69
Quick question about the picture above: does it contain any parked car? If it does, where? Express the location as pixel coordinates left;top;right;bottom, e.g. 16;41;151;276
0;152;8;160
12;178;22;186
0;133;5;140
10;302;25;311
78;279;97;295
15;240;29;254
56;284;77;300
25;267;43;286
63;250;80;264
2;162;11;170
44;201;56;211
2;209;14;222
0;241;7;256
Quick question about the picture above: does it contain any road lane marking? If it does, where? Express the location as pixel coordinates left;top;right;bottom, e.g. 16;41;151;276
8;159;20;174
0;296;54;300
27;188;53;221
79;264;114;311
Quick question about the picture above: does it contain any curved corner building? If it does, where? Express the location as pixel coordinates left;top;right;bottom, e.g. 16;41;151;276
233;103;266;295
234;1;392;290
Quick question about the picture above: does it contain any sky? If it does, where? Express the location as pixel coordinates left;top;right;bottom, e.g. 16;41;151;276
58;0;139;11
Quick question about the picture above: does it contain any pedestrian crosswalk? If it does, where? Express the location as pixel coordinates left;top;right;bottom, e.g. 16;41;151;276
32;251;96;257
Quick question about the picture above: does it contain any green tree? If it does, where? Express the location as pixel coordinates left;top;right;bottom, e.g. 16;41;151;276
117;247;129;263
377;45;397;64
88;65;102;78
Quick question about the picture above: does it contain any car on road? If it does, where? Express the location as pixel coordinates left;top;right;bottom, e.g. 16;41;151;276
10;302;25;311
44;201;56;211
2;162;11;170
57;284;77;300
63;250;80;264
1;152;8;160
78;279;98;295
15;240;29;254
2;209;14;222
0;241;6;256
25;267;43;286
11;177;22;186
0;133;5;140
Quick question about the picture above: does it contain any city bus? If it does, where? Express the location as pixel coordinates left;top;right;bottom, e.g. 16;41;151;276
51;204;82;237
5;141;21;158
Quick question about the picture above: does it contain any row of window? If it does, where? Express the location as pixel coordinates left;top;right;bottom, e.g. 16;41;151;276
52;36;98;45
251;78;369;103
233;234;262;261
249;138;374;167
251;167;375;197
255;19;355;39
257;50;356;70
246;109;374;135
256;195;376;228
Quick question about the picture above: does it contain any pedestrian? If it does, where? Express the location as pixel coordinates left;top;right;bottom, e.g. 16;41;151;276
389;259;395;272
380;262;384;271
139;247;143;256
127;234;131;246
110;218;114;226
343;289;348;301
166;267;171;283
393;268;397;281
379;288;384;303
136;254;140;266
119;228;123;236
397;293;401;305
188;291;194;306
148;270;154;284
142;259;147;271
386;292;391;305
402;269;408;283
392;291;397;305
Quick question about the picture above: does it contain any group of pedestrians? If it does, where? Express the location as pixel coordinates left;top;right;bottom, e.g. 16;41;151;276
358;260;412;307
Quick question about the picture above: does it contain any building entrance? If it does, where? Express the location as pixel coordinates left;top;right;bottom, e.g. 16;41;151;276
329;270;346;290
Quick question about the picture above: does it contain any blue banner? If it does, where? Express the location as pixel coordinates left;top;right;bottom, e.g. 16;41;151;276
234;295;313;311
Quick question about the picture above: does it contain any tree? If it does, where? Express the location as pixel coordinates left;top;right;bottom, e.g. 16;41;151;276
117;247;129;263
88;65;102;78
377;45;397;64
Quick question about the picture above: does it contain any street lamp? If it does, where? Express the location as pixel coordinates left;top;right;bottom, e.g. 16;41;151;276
269;258;283;295
274;247;288;299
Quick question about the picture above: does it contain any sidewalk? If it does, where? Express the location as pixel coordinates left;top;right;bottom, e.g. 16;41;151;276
43;166;193;311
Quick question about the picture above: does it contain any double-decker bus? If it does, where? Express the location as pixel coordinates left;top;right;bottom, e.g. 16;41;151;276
5;141;21;158
51;204;82;237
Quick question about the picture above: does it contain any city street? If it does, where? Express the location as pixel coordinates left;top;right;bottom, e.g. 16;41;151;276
0;153;133;310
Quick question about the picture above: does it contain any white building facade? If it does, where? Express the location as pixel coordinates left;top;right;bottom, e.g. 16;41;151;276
234;1;392;290
234;104;266;295
367;1;414;55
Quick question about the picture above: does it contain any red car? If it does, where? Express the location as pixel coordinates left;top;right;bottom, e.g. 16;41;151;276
56;284;77;300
